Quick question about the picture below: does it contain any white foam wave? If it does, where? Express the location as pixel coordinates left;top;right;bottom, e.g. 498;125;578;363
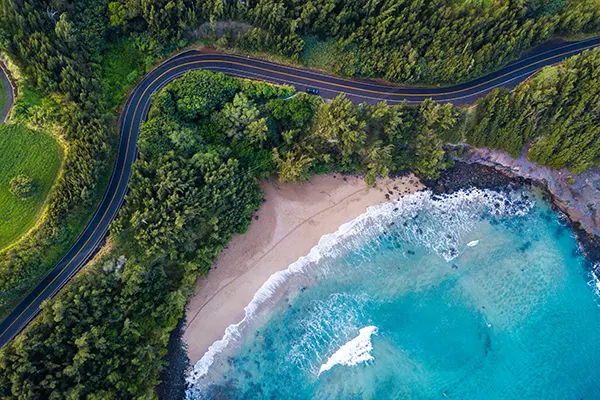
186;188;534;393
318;326;378;376
588;266;600;305
287;293;369;373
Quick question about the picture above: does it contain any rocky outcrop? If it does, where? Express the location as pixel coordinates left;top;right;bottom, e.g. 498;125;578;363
454;145;600;266
462;146;600;237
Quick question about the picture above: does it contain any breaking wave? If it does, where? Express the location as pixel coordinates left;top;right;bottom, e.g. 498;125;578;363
588;266;600;305
186;188;534;394
318;326;378;376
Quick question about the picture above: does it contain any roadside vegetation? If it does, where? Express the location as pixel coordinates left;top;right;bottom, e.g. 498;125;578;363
3;44;600;395
0;124;61;249
0;2;157;317
99;37;157;110
464;48;600;173
0;0;599;398
185;0;599;84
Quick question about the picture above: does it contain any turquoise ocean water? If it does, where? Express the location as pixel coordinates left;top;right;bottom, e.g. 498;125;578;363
186;188;600;400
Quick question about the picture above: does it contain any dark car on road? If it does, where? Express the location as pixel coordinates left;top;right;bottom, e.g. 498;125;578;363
306;87;319;95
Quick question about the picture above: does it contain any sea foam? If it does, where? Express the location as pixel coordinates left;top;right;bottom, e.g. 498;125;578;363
318;326;378;376
588;265;600;305
186;189;534;393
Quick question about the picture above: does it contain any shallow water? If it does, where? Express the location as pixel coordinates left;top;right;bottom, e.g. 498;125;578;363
187;189;600;400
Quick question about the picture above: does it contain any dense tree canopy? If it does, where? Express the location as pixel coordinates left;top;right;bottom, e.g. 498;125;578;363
0;0;599;398
108;0;600;83
465;48;600;173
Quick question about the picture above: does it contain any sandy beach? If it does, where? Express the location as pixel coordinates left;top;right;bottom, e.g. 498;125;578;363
183;174;424;364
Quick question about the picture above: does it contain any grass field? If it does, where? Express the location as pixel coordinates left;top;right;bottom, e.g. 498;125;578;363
0;124;62;249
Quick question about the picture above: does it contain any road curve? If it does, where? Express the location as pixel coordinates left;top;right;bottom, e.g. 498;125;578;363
0;60;15;123
0;36;599;348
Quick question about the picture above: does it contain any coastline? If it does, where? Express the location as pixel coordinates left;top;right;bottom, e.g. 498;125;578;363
161;162;600;397
182;174;424;365
457;148;600;266
178;163;600;400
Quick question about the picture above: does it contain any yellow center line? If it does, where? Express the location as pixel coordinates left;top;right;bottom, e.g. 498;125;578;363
175;44;596;97
0;63;178;337
2;40;598;339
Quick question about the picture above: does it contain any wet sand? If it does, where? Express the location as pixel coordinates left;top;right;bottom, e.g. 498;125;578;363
183;174;424;364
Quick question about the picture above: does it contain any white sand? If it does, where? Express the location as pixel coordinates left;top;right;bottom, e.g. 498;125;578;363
183;174;424;364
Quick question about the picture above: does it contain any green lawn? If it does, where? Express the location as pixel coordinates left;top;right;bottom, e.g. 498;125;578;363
0;124;62;249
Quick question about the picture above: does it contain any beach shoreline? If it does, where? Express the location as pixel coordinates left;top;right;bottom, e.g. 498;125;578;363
156;163;600;398
182;173;424;365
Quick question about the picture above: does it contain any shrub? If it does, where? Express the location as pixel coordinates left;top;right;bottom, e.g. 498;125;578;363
9;175;34;198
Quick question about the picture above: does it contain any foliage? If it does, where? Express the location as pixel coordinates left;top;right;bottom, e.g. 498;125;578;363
9;175;34;198
0;124;61;249
10;84;43;122
99;38;148;109
464;48;600;173
271;94;461;181
300;35;342;72
168;70;239;120
0;0;115;314
100;0;598;84
181;0;599;84
313;95;367;162
215;92;268;143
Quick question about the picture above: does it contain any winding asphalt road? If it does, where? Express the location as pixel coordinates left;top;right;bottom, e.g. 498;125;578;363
0;60;14;123
0;36;599;348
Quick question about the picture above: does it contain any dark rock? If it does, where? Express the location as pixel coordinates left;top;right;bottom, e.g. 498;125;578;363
157;315;190;400
428;162;518;194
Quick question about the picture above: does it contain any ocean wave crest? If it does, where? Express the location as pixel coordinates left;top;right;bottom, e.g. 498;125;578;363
318;326;378;376
186;188;534;394
588;266;600;305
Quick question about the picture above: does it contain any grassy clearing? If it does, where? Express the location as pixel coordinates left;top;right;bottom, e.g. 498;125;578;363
300;35;343;72
0;124;62;249
99;39;147;110
11;83;43;122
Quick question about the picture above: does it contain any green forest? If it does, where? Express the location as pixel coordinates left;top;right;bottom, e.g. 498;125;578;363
0;68;455;398
105;0;600;83
464;48;600;173
0;0;599;398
